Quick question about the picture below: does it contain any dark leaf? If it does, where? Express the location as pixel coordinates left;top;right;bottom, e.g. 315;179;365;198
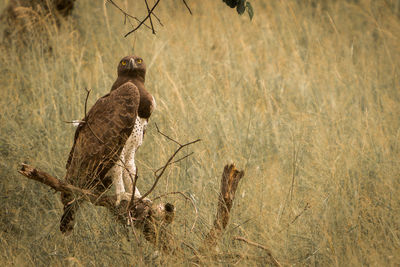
223;0;238;9
236;0;246;15
246;1;254;20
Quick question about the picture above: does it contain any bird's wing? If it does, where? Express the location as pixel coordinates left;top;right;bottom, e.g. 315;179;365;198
65;82;139;190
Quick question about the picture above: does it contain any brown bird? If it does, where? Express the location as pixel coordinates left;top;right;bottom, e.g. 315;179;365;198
60;55;156;234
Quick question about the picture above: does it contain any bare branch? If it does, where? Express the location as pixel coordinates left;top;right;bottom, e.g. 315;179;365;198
124;0;161;37
144;0;155;34
155;122;182;146
86;122;105;144
139;137;201;201
151;12;164;26
154;152;194;175
17;163;176;252
107;0;193;36
182;0;192;15
18;163;115;207
107;0;152;30
128;172;139;209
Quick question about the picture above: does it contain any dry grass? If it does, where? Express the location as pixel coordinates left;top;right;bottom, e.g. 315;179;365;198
0;0;399;265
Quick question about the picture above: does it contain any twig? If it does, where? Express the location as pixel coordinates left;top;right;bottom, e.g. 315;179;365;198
151;12;163;26
182;0;192;15
109;0;194;36
84;88;91;118
81;88;106;144
124;0;161;37
107;0;152;30
64;88;105;144
86;122;105;144
233;237;281;267
128;172;139;210
139;137;201;200
144;0;155;34
154;152;194;174
155;123;181;146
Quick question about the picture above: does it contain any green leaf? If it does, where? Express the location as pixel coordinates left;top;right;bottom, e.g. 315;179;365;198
236;0;246;15
246;2;254;20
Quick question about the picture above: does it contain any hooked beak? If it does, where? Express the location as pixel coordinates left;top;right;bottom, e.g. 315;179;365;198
128;58;136;70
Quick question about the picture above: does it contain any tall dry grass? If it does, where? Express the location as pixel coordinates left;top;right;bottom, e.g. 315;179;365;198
0;0;399;265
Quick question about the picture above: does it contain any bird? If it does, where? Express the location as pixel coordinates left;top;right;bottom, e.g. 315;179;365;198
60;55;156;234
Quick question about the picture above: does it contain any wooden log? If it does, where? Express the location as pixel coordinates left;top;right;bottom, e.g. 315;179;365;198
18;163;175;252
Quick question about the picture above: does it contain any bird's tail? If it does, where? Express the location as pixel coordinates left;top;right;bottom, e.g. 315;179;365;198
60;192;79;235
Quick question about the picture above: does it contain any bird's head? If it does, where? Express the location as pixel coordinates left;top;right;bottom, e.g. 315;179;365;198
117;55;146;80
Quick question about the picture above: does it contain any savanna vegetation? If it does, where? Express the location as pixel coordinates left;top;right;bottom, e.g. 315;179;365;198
0;0;399;265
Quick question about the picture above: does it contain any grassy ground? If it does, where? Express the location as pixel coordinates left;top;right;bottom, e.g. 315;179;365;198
0;0;399;265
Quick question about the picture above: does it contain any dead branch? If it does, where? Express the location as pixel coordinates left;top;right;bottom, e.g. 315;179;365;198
155;122;181;146
139;125;201;201
154;152;194;175
182;0;193;15
144;0;155;34
118;0;192;37
18;163;176;252
107;0;153;31
19;163;95;199
17;161;253;261
233;236;282;267
124;0;161;37
201;164;245;249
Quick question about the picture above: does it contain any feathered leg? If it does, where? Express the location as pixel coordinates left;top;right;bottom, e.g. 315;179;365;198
123;151;142;198
109;153;132;205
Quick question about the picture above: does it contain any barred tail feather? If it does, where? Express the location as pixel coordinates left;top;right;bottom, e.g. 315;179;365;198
60;193;79;235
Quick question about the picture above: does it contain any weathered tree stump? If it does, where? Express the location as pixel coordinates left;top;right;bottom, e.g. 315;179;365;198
202;164;245;249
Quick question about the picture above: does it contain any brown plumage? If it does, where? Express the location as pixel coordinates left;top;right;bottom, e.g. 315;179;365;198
60;55;155;234
111;56;155;119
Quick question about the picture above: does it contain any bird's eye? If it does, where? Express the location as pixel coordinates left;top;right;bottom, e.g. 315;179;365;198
136;59;142;64
121;61;127;66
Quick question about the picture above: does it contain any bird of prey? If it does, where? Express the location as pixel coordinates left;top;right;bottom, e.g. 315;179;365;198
60;55;156;234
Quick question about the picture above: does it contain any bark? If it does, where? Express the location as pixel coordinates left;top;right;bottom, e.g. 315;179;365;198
18;163;175;253
202;164;245;249
17;163;277;263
